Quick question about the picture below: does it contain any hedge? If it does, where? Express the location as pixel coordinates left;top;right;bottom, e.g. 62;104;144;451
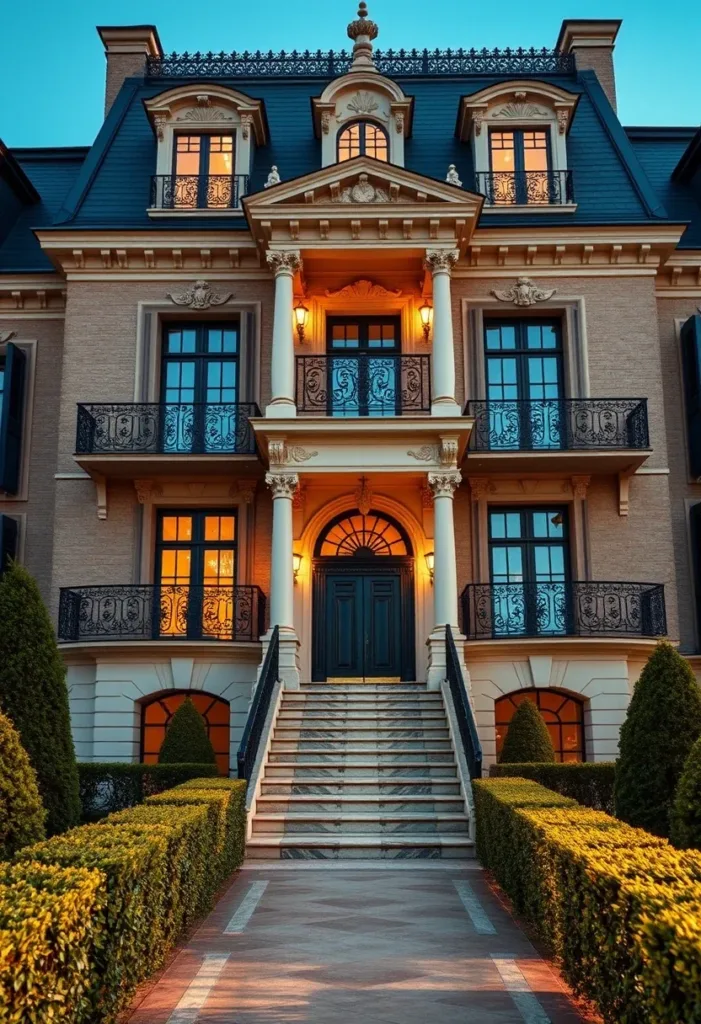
489;762;616;813
474;778;701;1023
78;762;219;820
7;777;246;1024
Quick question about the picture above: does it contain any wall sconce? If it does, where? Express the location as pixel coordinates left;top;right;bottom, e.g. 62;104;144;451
419;302;433;341
293;302;309;343
292;552;302;584
424;550;435;584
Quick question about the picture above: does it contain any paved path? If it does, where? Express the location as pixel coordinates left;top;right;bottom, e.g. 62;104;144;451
127;862;590;1024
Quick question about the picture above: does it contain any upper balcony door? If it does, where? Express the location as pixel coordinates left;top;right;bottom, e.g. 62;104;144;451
326;315;401;417
173;133;235;209
484;319;564;450
489;129;552;205
162;323;239;453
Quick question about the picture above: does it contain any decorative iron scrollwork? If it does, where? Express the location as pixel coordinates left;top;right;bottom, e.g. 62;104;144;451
295;354;431;416
475;170;574;207
150;174;248;210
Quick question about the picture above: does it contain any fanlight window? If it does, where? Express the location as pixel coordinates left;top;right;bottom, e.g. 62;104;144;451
495;688;585;762
141;691;230;775
317;511;409;557
338;121;389;162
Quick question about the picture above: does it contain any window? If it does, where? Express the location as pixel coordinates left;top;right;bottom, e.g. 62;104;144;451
157;510;237;640
141;691;230;775
489;129;552;205
0;342;26;495
489;507;569;636
172;134;235;208
338;121;389;162
681;314;701;478
0;514;18;576
495;689;585;762
316;510;410;558
325;316;400;417
161;322;239;452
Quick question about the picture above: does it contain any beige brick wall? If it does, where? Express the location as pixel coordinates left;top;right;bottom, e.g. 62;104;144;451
573;48;617;111
103;53;146;115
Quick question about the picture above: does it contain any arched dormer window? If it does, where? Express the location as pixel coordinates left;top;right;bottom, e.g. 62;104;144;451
338;120;389;162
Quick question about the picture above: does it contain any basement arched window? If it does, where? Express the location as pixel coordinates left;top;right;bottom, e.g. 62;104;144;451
495;688;585;762
141;690;230;775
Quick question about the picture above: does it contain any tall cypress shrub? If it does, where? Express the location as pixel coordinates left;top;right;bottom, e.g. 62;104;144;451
499;699;556;764
159;697;217;766
615;642;701;836
0;563;81;834
0;709;46;857
670;736;701;849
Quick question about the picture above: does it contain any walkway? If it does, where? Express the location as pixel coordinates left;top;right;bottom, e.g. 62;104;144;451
127;863;591;1024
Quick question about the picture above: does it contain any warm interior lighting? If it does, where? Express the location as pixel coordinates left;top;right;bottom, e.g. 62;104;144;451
294;302;309;342
292;552;302;583
419;302;433;340
425;550;435;583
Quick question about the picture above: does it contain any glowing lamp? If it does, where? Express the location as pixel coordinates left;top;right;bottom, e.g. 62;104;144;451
292;552;303;583
293;302;309;342
424;551;435;583
419;302;433;340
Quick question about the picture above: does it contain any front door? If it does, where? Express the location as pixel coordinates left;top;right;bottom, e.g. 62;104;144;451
324;572;402;679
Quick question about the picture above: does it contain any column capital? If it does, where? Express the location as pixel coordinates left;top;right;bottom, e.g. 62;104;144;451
265;471;299;498
427;470;462;498
266;250;302;277
423;249;459;275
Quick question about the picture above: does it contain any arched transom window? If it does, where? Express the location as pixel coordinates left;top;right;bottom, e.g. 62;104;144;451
338;121;389;162
317;510;410;557
141;691;230;775
495;688;585;762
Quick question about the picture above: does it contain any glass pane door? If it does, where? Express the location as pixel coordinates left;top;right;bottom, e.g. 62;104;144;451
173;134;234;209
327;316;400;417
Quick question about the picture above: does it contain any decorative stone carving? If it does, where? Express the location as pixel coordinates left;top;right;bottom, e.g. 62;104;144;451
268;441;317;466
0;331;16;344
347;2;378;72
325;279;401;299
571;475;591;500
330;173;391;204
423;249;459;275
557;109;569;134
167;281;233;309
439;438;459;467
394;111;404;133
446;164;462;187
152;114;168;141
321;111;331;134
240;113;254;140
265;472;299;498
266;250;302;276
264;165;281;189
407;445;439;462
491;277;556;306
427;471;462;498
347;91;380;117
177;106;230;123
354;475;372;515
289;445;318;463
134;479;163;504
493;102;550;120
473;110;485;135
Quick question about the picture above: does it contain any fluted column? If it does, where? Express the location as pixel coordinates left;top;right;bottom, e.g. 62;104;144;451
265;471;300;688
426;469;462;689
266;250;301;417
424;249;460;417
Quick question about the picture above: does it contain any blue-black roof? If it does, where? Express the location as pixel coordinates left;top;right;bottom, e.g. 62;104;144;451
625;127;701;249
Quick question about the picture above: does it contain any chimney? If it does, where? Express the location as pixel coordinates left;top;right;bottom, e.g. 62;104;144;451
97;26;163;117
556;19;621;112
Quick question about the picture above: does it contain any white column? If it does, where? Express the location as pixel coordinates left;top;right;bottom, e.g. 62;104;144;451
265;250;301;418
265;471;300;688
424;249;460;417
426;470;462;689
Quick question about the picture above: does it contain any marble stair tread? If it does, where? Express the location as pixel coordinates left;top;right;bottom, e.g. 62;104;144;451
253;811;468;822
261;776;458;784
257;794;463;803
246;834;474;847
269;744;454;752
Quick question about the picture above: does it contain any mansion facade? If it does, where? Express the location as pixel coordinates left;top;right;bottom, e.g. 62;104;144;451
1;8;701;778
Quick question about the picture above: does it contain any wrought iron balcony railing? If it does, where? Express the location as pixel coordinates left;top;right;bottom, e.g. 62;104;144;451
461;581;667;641
466;399;649;452
295;354;431;416
58;584;266;644
475;170;574;206
75;402;260;456
150;174;248;210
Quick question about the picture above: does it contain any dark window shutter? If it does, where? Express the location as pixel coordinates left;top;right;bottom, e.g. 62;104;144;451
0;514;18;576
0;342;27;494
681;315;701;478
691;502;701;644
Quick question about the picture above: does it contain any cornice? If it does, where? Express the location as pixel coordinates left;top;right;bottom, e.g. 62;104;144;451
0;275;66;315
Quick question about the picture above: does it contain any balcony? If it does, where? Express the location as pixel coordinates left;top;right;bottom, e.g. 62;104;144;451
465;398;651;474
475;170;574;208
295;354;431;416
149;174;248;212
461;581;666;642
58;584;266;644
74;402;260;477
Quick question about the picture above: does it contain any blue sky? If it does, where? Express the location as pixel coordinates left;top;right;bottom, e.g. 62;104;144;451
1;0;699;147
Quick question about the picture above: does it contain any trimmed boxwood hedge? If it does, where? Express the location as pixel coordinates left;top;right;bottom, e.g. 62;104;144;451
489;762;616;813
78;761;219;819
6;777;246;1023
474;777;701;1024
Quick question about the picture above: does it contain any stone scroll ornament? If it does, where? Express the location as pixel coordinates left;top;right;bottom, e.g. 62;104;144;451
491;276;556;307
167;281;233;309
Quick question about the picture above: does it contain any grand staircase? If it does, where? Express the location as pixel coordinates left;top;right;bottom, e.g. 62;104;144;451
246;681;475;860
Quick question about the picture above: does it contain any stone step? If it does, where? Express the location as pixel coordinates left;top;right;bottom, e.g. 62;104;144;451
277;710;447;722
268;744;454;757
273;727;450;738
261;777;460;794
283;694;442;704
257;797;466;814
251;812;471;834
299;686;427;694
264;759;457;773
245;834;475;860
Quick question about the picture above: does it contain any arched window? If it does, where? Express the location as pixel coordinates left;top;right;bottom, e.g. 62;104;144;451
337;121;389;162
316;509;411;558
495;688;585;762
141;691;230;775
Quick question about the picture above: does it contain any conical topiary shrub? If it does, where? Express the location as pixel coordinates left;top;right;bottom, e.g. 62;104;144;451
671;736;701;849
615;641;701;836
0;563;81;835
159;697;217;766
0;709;46;857
499;698;556;763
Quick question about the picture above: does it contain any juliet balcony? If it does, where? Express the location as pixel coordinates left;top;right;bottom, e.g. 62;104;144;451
461;581;667;642
465;398;651;474
295;354;432;416
149;174;248;212
475;170;574;208
57;584;266;645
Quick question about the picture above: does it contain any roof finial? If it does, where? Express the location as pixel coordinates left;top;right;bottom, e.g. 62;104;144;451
347;2;378;72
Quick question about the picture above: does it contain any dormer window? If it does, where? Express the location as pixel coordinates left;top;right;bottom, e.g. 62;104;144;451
338;121;389;162
489;129;552;205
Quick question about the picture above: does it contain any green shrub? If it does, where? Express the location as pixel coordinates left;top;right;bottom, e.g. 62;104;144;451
671;736;701;849
499;698;555;763
489;762;616;813
0;563;81;835
0;710;46;857
474;778;701;1023
158;697;217;766
78;762;219;820
615;641;701;836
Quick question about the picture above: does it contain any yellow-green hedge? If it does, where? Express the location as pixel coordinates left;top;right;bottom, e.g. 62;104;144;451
474;778;701;1023
6;777;246;1024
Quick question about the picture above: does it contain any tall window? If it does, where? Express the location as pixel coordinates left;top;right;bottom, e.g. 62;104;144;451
157;510;237;640
489;507;569;636
161;322;239;453
325;316;400;417
141;691;230;775
172;134;235;208
338;121;389;162
489;129;551;204
495;689;585;762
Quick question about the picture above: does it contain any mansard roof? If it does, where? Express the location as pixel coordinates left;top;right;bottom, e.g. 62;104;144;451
626;126;701;249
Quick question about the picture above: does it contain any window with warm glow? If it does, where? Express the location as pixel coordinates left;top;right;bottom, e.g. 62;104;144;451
495;688;585;762
338;121;389;162
141;691;230;775
489;129;551;204
317;511;410;557
173;134;235;208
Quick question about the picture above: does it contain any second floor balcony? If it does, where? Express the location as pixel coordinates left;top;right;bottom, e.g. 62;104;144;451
149;173;248;212
295;353;431;417
475;170;574;208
